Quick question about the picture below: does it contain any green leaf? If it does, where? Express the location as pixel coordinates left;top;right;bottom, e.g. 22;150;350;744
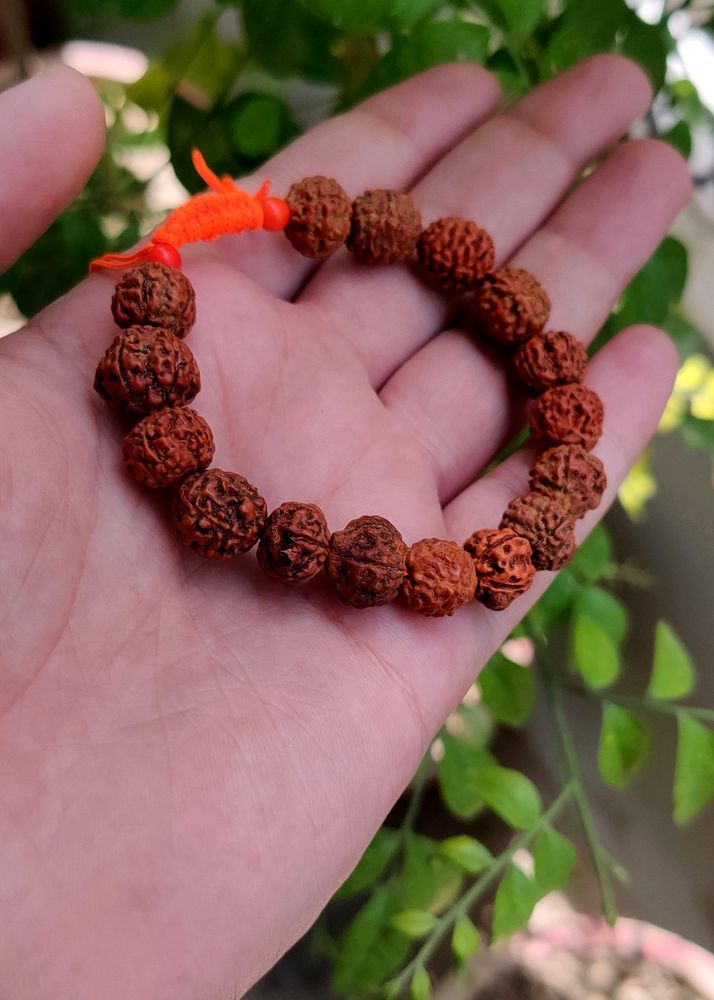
533;825;576;894
390;909;438;939
619;15;670;92
242;0;341;81
332;885;411;994
574;586;629;645
399;833;463;913
298;0;443;32
359;20;490;99
440;836;493;874
663;121;692;159
570;524;613;584
491;864;538;941
468;760;542;830
647;620;696;701
168;93;297;194
410;966;431;1000
544;0;628;75
598;705;651;787
500;0;544;44
334;827;400;900
526;569;578;633
117;0;178;19
438;736;485;820
478;652;535;728
674;714;714;825
614;237;688;333
572;616;621;689
452;915;481;962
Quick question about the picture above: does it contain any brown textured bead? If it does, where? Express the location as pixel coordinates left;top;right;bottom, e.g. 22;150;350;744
530;383;604;451
346;189;422;264
284;176;351;258
257;502;330;586
417;217;495;293
94;325;200;415
173;469;267;559
402;538;476;617
463;528;536;611
112;262;196;339
122;406;214;488
514;329;588;395
326;515;407;609
500;492;575;572
470;268;550;346
530;444;607;519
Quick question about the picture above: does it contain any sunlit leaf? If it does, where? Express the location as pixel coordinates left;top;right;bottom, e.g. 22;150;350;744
573;586;629;645
533;825;576;894
491;864;538;941
410;966;431;1000
440;836;493;874
572;615;621;689
598;704;651;787
468;760;541;830
399;833;463;913
452;915;481;962
674;714;714;825
647;621;696;701
390;909;438;939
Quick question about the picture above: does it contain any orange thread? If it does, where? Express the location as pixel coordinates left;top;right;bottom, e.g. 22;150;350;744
89;149;287;273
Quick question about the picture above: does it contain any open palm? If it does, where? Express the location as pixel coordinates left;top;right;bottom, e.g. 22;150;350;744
0;57;690;999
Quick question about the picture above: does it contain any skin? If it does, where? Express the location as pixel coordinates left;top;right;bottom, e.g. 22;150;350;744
0;57;691;999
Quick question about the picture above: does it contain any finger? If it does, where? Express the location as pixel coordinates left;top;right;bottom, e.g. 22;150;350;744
0;66;105;274
301;54;653;385
380;138;692;502
441;324;678;652
211;63;501;298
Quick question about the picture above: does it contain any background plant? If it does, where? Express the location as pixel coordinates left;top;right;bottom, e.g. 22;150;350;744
2;1;714;997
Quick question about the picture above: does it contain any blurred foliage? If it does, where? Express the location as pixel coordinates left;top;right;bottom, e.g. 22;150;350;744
2;0;714;996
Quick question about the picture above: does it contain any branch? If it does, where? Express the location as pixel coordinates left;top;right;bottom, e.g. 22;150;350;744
386;782;576;997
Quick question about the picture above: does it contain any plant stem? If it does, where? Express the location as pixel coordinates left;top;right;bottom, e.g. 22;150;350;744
566;684;714;724
401;757;430;835
387;782;576;997
531;632;618;924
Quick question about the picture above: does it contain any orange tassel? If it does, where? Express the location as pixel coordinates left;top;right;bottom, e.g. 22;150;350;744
89;149;289;273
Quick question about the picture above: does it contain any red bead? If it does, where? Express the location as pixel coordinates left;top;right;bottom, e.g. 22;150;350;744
262;197;291;231
146;242;183;269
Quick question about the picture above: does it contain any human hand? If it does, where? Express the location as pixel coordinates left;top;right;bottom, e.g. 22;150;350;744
0;56;690;999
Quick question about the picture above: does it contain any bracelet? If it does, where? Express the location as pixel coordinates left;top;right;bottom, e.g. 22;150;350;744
90;150;607;618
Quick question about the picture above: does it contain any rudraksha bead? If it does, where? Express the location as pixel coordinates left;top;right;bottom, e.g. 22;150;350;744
173;469;267;559
463;527;536;611
530;444;607;519
514;329;587;395
417;217;495;293
470;267;550;346
122;406;214;488
530;383;604;451
94;325;200;415
326;515;407;608
112;262;196;339
346;189;422;264
500;492;575;572
284;176;351;258
401;538;476;617
257;502;330;586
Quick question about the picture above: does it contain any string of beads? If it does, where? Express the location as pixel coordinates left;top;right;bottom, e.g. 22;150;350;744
92;160;607;618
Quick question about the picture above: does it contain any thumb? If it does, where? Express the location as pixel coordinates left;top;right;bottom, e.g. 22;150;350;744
0;64;105;274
